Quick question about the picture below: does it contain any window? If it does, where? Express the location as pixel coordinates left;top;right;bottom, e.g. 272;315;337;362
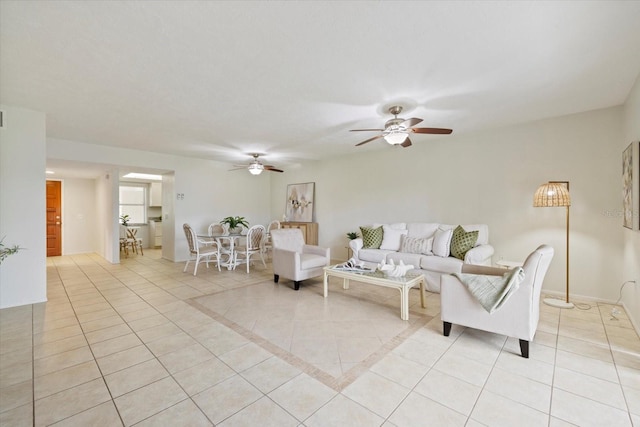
119;184;147;224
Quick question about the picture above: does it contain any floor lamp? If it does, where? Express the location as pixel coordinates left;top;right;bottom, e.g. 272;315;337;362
533;181;574;309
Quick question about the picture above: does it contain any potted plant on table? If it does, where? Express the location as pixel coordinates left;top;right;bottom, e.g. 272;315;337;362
221;216;249;234
120;214;130;226
346;231;359;240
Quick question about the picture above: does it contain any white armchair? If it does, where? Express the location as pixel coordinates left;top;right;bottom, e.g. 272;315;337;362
270;228;330;291
440;244;554;358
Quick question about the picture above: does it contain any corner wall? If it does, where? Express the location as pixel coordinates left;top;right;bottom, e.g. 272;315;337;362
622;73;640;330
0;106;47;308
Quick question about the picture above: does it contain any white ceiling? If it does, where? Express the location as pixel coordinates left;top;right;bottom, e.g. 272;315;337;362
2;1;640;176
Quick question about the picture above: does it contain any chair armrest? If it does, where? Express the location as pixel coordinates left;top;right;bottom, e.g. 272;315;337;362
464;244;494;265
460;264;508;276
303;245;330;259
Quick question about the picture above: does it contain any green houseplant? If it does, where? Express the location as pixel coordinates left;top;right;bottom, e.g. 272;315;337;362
346;231;359;240
221;216;249;233
120;214;130;226
0;237;22;265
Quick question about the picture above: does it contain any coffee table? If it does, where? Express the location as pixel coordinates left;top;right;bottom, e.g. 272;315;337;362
323;266;426;320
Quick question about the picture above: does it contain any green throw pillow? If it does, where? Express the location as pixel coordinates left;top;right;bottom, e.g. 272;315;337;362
450;225;479;260
360;226;383;249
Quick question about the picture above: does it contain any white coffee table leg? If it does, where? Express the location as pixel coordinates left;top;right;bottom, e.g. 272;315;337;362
401;287;408;321
323;272;329;298
343;278;350;290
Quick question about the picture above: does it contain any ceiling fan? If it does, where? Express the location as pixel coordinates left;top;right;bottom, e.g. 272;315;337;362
351;105;453;148
230;154;284;175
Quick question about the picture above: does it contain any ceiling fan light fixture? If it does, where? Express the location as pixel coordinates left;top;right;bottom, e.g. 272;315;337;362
248;162;264;175
384;129;409;145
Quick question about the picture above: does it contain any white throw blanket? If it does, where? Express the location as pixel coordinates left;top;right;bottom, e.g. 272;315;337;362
452;267;525;314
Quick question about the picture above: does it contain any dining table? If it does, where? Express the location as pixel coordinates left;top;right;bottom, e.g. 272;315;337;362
198;233;245;270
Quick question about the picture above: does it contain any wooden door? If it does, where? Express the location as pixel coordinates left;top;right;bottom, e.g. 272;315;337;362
46;180;62;256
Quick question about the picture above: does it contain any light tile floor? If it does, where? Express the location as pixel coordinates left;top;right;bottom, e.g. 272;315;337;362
0;250;638;426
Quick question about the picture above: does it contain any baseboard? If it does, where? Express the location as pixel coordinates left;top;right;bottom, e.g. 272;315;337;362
542;290;640;336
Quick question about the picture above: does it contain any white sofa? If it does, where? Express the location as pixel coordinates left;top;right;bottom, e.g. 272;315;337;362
349;223;494;292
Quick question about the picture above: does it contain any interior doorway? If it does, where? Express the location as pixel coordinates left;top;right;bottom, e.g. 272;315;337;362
46;180;62;256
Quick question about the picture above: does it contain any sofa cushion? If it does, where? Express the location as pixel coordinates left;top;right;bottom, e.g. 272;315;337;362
406;223;440;239
420;254;464;274
438;224;489;246
432;228;453;257
387;252;423;267
450;225;479;260
380;225;408;251
358;248;394;264
374;222;406;231
400;235;433;255
360;226;383;249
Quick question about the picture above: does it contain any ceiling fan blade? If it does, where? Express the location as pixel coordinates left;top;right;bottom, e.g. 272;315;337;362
401;137;412;148
410;127;453;134
350;129;384;132
401;117;423;127
229;167;246;171
264;166;284;173
355;134;384;146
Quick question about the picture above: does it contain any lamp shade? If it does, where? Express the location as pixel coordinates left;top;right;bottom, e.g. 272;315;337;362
248;163;264;175
384;130;408;145
533;182;571;207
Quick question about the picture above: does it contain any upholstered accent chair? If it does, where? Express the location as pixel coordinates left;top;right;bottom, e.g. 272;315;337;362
183;223;221;275
440;244;554;358
270;228;330;290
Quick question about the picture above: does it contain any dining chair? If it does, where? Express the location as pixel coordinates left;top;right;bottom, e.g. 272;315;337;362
262;220;281;259
119;225;131;258
208;223;228;237
183;223;221;275
234;224;266;273
126;227;144;256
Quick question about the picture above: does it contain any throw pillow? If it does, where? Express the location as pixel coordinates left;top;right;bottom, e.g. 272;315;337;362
380;225;408;251
360;226;383;249
401;236;433;255
432;228;453;257
450;225;479;260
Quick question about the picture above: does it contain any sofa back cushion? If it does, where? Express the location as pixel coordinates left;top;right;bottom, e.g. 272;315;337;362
438;224;489;246
360;226;384;248
400;235;433;255
450;225;479;259
406;223;440;239
380;225;408;251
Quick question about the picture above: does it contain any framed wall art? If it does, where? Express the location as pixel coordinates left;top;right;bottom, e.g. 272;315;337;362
285;182;314;222
622;141;639;230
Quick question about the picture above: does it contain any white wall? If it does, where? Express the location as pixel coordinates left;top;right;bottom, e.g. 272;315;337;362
58;178;97;255
0;106;47;308
271;106;624;304
622;73;640;329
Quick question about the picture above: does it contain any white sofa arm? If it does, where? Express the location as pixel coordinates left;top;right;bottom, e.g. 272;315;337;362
303;244;330;260
349;238;363;260
273;248;301;278
464;244;494;265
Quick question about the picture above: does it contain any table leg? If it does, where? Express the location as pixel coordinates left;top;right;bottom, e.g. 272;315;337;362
420;280;426;308
401;287;408;321
323;271;329;298
343;278;350;290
